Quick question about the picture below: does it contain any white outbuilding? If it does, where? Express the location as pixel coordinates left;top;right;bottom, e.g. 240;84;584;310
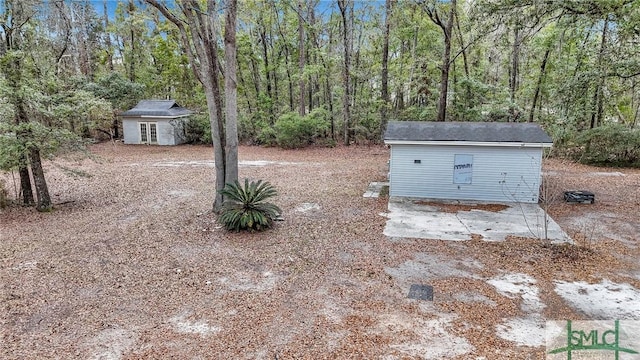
120;100;192;145
383;121;553;203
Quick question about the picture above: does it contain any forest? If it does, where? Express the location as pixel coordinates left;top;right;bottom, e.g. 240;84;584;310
1;0;640;210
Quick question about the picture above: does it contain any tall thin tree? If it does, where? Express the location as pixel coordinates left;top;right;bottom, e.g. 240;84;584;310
380;0;392;137
298;0;305;116
145;0;238;211
338;0;352;145
424;0;456;122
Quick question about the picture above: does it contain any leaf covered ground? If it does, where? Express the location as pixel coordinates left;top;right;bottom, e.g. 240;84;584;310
1;144;639;359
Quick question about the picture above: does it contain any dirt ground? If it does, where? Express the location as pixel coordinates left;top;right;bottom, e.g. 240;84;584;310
1;143;639;359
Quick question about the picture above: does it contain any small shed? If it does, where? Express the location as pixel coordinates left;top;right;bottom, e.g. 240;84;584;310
120;100;192;145
384;121;553;203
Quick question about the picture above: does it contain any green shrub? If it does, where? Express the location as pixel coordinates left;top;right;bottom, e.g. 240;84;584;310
274;109;329;149
397;106;435;122
238;94;275;144
184;113;211;144
237;114;257;143
352;110;380;144
575;124;640;167
257;124;277;146
483;102;523;122
218;179;282;232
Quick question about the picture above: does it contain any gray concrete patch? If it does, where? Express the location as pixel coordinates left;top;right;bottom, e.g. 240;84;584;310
554;279;640;320
85;328;137;360
385;253;483;290
375;312;474;359
294;202;321;213
488;273;546;346
588;171;625;177
382;201;470;241
363;182;389;198
564;211;639;248
383;197;571;242
150;160;307;168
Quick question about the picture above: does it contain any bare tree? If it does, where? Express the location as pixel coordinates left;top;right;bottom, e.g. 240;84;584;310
145;0;238;211
298;0;305;116
103;0;114;71
380;0;392;138
423;0;456;122
224;0;238;186
337;0;352;145
590;16;609;129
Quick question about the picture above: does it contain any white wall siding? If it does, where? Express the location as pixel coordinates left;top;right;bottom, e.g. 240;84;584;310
122;117;187;145
122;119;139;144
389;144;543;203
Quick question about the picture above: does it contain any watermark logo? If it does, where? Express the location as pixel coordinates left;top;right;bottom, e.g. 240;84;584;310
547;320;640;359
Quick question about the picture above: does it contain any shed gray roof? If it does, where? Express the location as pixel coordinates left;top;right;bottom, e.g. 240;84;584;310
384;121;553;144
120;100;192;117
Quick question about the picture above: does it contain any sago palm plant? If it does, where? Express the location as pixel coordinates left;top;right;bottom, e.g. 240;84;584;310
218;179;282;232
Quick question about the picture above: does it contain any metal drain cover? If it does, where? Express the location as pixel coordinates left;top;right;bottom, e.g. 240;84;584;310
408;284;433;301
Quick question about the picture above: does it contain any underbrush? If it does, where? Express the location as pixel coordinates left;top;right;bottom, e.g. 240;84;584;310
550;123;640;168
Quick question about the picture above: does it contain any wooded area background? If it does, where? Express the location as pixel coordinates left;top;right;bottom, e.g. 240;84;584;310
2;0;640;210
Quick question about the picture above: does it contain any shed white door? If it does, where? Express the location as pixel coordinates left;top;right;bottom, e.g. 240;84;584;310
139;122;158;144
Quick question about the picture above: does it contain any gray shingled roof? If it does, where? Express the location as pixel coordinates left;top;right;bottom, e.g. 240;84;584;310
384;121;553;144
120;100;192;117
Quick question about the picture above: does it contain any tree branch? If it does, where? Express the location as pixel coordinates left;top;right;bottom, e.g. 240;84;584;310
145;0;203;84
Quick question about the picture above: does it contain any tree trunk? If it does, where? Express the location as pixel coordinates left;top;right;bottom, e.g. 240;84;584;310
454;12;470;110
407;24;418;106
249;42;261;96
380;0;391;138
2;4;36;206
298;0;306;116
395;40;405;112
451;58;458;120
103;0;114;71
510;26;520;105
127;0;136;82
271;28;279;113
528;47;551;123
18;158;34;206
14;79;33;206
237;59;254;115
308;7;335;138
272;1;294;112
590;17;609;129
352;14;363;111
29;147;52;212
425;0;455;122
258;25;274;122
327;24;336;139
224;0;239;186
338;0;352;146
145;0;238;212
436;0;455;122
308;3;318;112
285;47;294;112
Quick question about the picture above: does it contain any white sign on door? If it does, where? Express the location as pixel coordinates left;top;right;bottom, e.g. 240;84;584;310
453;154;473;184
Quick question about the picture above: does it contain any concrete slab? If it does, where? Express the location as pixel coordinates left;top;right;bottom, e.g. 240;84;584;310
383;197;571;242
363;182;389;198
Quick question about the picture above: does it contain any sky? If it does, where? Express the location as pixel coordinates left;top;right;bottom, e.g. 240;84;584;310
91;0;129;18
